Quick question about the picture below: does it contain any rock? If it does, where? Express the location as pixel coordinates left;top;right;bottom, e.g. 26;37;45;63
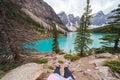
58;11;80;31
87;69;92;72
95;53;112;58
95;66;110;77
91;11;106;26
1;63;44;80
88;55;96;60
57;11;69;25
117;54;120;60
114;72;120;79
110;55;119;61
36;72;50;80
89;59;107;66
71;68;82;72
95;66;119;80
81;70;100;80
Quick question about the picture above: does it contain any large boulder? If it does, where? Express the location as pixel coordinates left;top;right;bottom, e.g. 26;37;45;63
1;63;44;80
95;53;112;58
95;66;119;80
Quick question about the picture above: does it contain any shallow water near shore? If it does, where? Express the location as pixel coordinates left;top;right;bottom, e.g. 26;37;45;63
25;32;107;53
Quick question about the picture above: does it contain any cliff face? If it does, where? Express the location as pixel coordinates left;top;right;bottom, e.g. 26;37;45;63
11;0;67;32
58;11;80;31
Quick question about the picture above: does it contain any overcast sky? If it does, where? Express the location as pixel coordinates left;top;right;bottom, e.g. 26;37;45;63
44;0;120;16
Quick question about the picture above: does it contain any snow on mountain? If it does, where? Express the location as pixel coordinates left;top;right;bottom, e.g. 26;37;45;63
58;11;115;31
58;11;80;31
91;11;107;26
91;11;115;26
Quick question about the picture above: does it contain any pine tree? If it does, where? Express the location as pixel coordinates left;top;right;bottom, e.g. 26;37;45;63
101;4;120;49
52;27;60;53
74;15;86;56
74;0;92;56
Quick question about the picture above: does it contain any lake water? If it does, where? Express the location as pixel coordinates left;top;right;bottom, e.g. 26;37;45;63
25;32;106;53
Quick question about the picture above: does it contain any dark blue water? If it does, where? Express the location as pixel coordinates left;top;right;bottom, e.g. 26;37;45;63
25;32;106;53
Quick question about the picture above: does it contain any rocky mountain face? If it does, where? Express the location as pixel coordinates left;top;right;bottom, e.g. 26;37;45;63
11;0;67;33
58;11;69;25
58;11;80;31
91;11;106;26
58;11;114;31
91;11;114;26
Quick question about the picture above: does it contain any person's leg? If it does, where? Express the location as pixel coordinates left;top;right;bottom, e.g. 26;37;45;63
64;59;75;80
64;67;75;80
54;67;61;75
52;57;61;75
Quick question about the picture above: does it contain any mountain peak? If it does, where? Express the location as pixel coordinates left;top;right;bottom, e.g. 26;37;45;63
97;11;104;13
58;11;66;15
68;14;74;17
58;12;80;31
93;11;105;17
58;10;114;30
97;11;104;14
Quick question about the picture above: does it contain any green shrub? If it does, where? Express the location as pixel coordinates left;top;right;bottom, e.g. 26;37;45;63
58;60;64;64
104;61;120;73
70;55;80;61
64;54;80;61
103;47;120;54
64;54;72;59
95;48;105;54
34;58;48;64
48;66;54;70
95;47;120;54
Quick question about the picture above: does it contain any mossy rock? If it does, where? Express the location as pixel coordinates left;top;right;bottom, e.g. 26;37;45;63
34;58;48;64
58;60;64;64
48;66;54;70
64;54;80;61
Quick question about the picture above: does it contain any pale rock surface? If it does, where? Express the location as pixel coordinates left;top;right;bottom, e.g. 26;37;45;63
95;66;119;80
1;63;44;80
95;53;112;58
89;59;107;66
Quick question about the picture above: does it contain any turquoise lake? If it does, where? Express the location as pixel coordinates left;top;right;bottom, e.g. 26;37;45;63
25;32;107;53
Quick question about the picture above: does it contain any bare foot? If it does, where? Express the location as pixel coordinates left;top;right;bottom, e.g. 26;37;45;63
52;57;60;67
